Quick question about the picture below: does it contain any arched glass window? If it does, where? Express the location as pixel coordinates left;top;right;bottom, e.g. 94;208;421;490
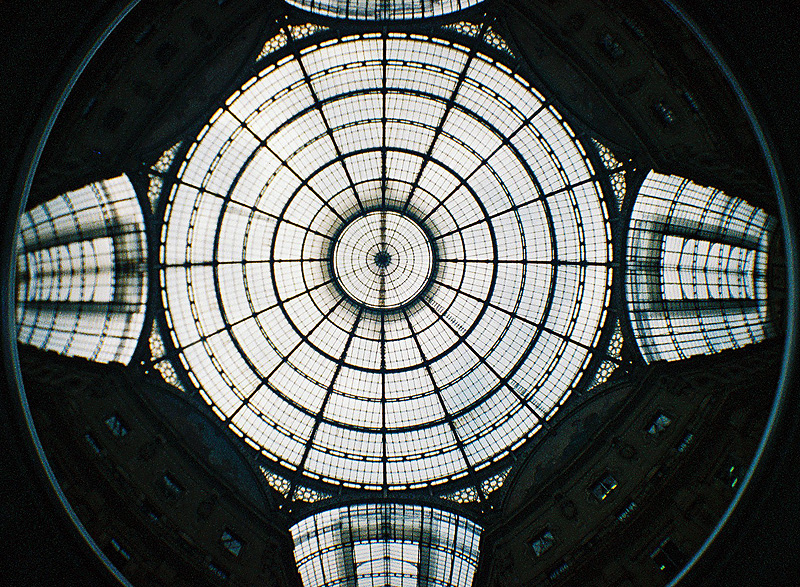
15;175;148;364
286;0;484;21
626;172;775;362
291;503;481;587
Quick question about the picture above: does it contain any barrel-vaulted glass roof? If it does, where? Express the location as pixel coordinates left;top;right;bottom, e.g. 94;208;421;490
627;172;774;363
16;175;147;364
286;0;484;21
291;503;481;587
159;28;612;490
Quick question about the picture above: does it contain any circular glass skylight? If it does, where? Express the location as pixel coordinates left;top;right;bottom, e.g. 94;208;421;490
332;210;435;310
160;30;612;490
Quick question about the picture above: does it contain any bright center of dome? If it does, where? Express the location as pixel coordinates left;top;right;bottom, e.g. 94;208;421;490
333;211;433;310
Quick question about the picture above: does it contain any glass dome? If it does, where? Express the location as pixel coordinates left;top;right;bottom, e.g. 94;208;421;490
159;29;612;490
4;2;794;586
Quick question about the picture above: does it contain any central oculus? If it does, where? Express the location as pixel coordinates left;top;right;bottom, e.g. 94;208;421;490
332;211;434;310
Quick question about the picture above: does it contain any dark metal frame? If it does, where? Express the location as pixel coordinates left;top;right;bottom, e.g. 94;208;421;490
148;8;618;509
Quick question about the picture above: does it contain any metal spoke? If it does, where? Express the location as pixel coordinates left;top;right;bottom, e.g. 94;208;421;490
401;20;489;214
288;28;366;214
402;308;485;502
154;28;613;490
294;306;365;482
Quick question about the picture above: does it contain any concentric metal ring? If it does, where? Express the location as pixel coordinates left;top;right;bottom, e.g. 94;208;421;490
159;30;611;489
332;211;434;310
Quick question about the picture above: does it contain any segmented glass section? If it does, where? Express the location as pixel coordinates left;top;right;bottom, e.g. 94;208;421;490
16;175;147;364
627;172;774;362
291;504;481;587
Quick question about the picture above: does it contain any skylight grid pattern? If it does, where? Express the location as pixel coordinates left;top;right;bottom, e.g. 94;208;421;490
627;172;774;363
662;236;757;300
16;175;147;364
291;504;481;587
160;32;611;489
286;0;484;21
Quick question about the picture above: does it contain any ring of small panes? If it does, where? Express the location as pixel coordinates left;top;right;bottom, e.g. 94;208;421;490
159;30;612;490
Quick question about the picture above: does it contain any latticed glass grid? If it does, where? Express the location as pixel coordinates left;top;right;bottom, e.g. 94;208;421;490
480;465;510;496
442;484;480;505
159;29;611;490
258;31;289;61
147;142;182;211
443;22;482;38
590;137;625;210
585;320;623;391
591;138;622;172
610;171;626;209
588;359;617;389
291;503;481;587
148;320;186;390
286;0;484;21
289;23;329;42
15;175;147;364
260;465;293;496
626;172;775;363
293;484;332;503
607;322;623;359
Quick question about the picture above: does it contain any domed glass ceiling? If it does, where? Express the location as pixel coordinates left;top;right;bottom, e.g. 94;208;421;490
160;29;612;490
